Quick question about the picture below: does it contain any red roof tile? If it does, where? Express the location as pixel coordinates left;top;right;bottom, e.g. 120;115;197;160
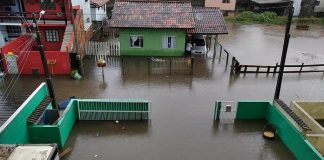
187;7;228;34
91;0;110;7
109;1;195;28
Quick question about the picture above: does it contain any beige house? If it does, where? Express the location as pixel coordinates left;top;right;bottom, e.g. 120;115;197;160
205;0;236;15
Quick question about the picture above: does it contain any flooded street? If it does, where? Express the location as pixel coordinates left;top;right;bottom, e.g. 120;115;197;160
2;24;324;159
219;24;324;65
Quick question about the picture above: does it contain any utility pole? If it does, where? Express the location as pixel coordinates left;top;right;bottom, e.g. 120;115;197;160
274;4;294;100
70;2;84;75
32;13;58;109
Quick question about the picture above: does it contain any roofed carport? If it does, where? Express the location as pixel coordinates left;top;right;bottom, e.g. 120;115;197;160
187;7;228;35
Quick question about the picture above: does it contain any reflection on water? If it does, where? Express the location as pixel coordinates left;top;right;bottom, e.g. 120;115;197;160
212;120;295;160
219;24;324;65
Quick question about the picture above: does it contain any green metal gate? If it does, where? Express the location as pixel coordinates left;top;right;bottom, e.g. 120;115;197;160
77;99;151;120
214;101;237;123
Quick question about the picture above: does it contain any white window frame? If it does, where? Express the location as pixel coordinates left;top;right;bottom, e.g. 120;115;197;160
45;30;60;42
162;36;176;49
130;35;143;48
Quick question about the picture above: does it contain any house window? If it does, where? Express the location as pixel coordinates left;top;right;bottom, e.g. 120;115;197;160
40;0;56;10
162;36;176;48
6;26;22;38
222;0;230;3
130;36;143;48
45;30;60;42
85;0;88;2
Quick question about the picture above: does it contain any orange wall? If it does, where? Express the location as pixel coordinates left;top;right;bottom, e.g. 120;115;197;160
205;0;236;11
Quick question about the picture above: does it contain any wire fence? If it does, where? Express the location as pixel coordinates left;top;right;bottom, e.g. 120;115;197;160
148;57;194;75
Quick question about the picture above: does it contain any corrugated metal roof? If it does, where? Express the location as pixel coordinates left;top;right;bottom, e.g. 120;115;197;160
251;0;291;4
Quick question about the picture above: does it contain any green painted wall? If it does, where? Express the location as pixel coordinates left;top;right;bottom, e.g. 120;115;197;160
119;28;186;56
266;104;324;160
28;100;78;149
236;101;269;119
0;83;48;144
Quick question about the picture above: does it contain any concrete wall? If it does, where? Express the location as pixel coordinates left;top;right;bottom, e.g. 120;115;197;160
0;83;49;144
235;101;269;119
290;101;324;155
28;100;78;149
296;102;324;119
120;28;185;56
314;0;324;13
205;0;236;11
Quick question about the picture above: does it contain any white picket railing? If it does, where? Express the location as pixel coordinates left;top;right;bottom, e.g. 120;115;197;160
85;40;120;57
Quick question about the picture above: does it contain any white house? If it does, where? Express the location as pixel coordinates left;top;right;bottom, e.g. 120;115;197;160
293;0;324;16
293;0;302;16
314;0;324;15
90;0;109;22
71;0;92;31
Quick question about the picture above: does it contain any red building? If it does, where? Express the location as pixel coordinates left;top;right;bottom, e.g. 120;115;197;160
0;0;85;75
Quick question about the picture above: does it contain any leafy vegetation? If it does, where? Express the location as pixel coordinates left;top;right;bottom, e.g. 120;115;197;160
225;11;324;25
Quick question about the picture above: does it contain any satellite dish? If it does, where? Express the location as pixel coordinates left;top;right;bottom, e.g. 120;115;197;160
195;13;203;21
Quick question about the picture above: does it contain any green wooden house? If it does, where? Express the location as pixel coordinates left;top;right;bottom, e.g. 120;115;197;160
109;0;228;56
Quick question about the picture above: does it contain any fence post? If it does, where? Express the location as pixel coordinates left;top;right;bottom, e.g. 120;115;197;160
231;57;235;75
225;50;229;66
214;101;222;120
191;57;194;75
300;63;304;72
169;58;172;75
220;45;223;58
267;66;270;73
148;58;151;75
274;63;278;73
256;66;259;73
235;60;240;74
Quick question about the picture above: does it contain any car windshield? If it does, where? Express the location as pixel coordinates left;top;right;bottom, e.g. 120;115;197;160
192;39;205;46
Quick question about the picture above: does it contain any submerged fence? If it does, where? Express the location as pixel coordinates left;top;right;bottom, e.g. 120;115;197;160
234;63;324;74
148;57;194;75
86;40;120;57
78;99;151;120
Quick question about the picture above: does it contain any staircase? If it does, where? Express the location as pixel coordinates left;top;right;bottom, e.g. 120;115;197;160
60;24;73;52
27;96;51;124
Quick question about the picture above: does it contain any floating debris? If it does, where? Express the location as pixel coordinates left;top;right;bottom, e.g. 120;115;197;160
115;120;119;124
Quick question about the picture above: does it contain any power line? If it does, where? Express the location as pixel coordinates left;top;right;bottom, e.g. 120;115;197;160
0;38;34;102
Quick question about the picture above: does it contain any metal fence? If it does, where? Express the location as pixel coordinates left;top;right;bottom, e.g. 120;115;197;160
103;27;119;39
77;99;151;121
148;57;194;75
86;40;120;57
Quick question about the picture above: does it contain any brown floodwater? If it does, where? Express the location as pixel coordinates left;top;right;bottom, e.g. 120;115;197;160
1;24;324;159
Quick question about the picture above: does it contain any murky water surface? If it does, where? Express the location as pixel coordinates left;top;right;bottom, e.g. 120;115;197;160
2;24;324;159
